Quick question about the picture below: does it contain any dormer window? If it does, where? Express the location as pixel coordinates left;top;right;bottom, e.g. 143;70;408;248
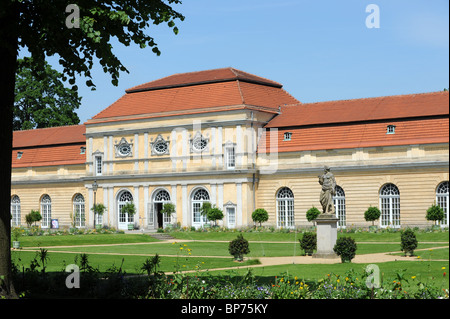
17;151;23;159
387;125;396;134
80;147;86;154
283;132;292;141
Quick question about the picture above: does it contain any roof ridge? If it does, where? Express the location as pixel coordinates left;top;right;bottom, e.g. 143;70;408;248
289;90;448;107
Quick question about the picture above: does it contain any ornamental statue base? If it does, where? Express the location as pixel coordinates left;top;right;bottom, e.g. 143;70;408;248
312;214;339;259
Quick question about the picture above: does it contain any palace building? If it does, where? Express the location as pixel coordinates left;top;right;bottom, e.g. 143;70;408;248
11;68;449;230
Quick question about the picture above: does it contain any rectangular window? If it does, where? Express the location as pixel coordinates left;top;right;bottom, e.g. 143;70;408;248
95;156;102;176
387;125;396;134
225;146;236;169
227;207;236;228
283;132;292;141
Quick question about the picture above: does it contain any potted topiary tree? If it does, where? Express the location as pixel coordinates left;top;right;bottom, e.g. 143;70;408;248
121;202;136;230
364;206;381;232
252;208;269;228
12;227;21;249
299;232;316;256
91;203;106;230
160;203;176;229
426;204;444;230
228;234;250;262
306;207;320;228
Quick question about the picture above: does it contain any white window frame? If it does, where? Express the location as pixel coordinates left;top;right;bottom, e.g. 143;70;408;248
41;194;52;229
333;186;346;228
436;181;449;227
283;132;292;141
118;190;134;230
276;187;295;229
225;145;236;169
11;195;21;227
379;184;400;228
73;193;86;228
191;188;210;228
387;125;396;134
152;189;172;228
94;155;103;176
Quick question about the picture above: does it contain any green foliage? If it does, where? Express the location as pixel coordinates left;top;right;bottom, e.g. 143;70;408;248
91;203;106;216
333;237;357;263
400;228;418;256
14;58;81;130
252;208;269;227
200;202;223;226
306;207;320;222
228;234;250;261
364;206;381;225
160;203;175;215
25;210;42;227
121;202;136;216
426;204;445;224
299;232;317;255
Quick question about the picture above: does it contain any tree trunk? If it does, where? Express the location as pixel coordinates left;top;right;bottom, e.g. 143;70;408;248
0;0;19;299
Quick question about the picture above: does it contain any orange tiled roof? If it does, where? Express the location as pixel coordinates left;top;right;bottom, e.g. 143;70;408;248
12;125;86;168
13;124;85;148
89;68;299;122
265;91;449;128
259;117;449;153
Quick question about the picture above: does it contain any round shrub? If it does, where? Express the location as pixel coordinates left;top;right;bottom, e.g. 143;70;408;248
426;204;444;225
333;237;357;263
306;207;320;222
364;206;381;226
228;234;250;261
252;208;269;227
400;228;418;256
299;232;316;256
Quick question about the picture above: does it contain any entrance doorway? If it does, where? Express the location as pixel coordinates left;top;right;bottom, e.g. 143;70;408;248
155;202;164;229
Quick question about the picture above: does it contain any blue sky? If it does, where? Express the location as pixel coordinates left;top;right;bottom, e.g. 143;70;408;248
57;0;449;123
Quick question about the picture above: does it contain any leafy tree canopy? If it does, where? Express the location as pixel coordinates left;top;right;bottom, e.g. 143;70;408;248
14;58;81;130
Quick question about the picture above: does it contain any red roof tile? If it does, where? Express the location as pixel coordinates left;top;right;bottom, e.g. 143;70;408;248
259;117;449;153
13;124;85;148
265;91;449;128
12;144;86;168
89;68;299;122
12;125;86;168
125;67;283;92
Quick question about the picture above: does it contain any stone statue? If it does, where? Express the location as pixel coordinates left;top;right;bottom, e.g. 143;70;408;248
318;166;336;215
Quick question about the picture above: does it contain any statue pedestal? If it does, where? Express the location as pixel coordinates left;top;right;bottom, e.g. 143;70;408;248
313;214;339;259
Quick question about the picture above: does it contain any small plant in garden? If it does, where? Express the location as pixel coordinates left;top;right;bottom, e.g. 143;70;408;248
400;228;418;256
333;236;357;263
252;208;269;227
306;207;320;225
426;204;444;227
364;206;381;227
299;232;316;256
228;234;250;261
25;210;42;227
200;202;224;227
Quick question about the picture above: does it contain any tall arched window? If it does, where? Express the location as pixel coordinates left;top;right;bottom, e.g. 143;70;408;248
41;194;52;228
333;186;346;228
118;190;133;230
380;184;400;228
152;189;172;228
436;181;449;227
73;194;85;228
11;195;21;227
192;188;210;228
276;187;294;228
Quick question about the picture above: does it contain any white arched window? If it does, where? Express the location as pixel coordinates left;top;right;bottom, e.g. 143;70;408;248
192;188;210;228
11;195;21;227
380;184;400;228
436;181;449;227
41;194;52;228
333;186;346;228
73;194;85;228
118;190;133;230
276;187;294;228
